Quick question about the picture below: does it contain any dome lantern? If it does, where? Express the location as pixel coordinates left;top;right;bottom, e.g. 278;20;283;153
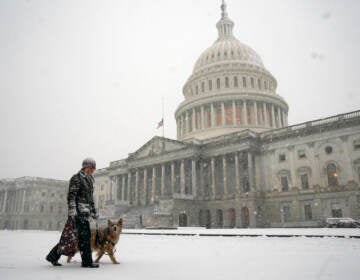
217;0;235;40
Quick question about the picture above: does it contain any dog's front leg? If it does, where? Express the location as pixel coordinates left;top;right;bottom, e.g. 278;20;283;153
108;251;120;264
94;251;104;263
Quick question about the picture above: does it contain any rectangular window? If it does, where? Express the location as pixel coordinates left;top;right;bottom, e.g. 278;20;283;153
354;140;360;150
251;77;254;88
208;80;212;91
201;82;205;92
298;150;306;159
300;174;309;190
279;154;286;162
281;176;289;192
304;204;312;220
258;78;261;89
283;206;291;222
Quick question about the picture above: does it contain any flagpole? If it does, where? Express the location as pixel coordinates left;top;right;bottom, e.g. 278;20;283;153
162;96;164;138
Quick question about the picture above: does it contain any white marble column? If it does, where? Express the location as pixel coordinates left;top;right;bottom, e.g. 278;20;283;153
192;159;197;197
2;191;7;213
234;153;240;194
186;111;190;132
211;103;215;128
232;101;236;125
135;170;139;205
254;101;258;126
127;172;132;202
170;162;175;196
21;189;26;213
181;114;185;135
243;101;248;126
282;110;287;127
263;103;268;127
121;176;126;201
277;107;282;128
143;169;147;205
223;156;228;198
161;164;166;196
221;102;226;126
271;104;276;128
180;160;185;195
247;152;254;191
211;157;216;200
201;106;205;129
151;167;156;203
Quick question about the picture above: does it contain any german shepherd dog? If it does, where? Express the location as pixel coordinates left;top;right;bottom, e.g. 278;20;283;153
67;218;123;264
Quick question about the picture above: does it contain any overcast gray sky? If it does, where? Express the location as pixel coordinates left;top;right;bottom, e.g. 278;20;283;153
0;0;359;180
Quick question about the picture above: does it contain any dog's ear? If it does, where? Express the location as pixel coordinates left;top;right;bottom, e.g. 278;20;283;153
108;220;112;227
118;218;123;226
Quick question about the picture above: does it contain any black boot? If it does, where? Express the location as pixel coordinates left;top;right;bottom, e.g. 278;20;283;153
81;263;99;268
46;244;62;266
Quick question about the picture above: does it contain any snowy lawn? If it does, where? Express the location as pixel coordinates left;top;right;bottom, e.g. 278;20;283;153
0;230;359;280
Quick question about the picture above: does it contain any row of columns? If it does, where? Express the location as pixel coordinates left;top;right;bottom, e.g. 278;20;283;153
115;152;255;205
0;189;26;214
177;100;287;138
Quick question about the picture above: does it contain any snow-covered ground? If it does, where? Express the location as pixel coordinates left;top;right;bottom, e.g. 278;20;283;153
1;229;360;280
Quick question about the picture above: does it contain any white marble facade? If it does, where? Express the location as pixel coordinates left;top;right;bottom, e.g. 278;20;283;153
92;2;360;228
0;177;67;230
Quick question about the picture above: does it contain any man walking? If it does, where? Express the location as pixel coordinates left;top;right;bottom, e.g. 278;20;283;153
46;158;99;268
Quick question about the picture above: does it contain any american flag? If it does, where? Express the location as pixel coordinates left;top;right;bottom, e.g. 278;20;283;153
156;118;164;129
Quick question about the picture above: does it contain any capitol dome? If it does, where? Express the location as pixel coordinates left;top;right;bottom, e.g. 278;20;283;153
175;1;289;141
193;38;264;74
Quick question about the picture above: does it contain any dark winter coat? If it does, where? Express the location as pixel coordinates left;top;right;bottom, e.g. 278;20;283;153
67;169;97;218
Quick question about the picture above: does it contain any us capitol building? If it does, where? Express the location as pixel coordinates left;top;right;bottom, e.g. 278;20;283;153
92;1;360;228
2;1;359;230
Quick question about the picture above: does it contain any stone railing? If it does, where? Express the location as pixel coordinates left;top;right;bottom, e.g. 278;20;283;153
261;109;360;142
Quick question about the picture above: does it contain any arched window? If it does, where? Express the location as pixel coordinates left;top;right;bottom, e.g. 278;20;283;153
225;77;229;88
217;78;221;89
264;80;268;90
234;76;238;87
208;80;212;91
242;77;247;88
327;163;339;186
251;77;255;88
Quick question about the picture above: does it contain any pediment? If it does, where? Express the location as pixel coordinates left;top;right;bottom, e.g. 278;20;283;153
128;136;191;160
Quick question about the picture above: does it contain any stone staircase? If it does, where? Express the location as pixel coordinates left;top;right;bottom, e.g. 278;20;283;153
98;204;155;229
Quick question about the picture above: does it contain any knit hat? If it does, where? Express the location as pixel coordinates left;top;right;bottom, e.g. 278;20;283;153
82;158;96;169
